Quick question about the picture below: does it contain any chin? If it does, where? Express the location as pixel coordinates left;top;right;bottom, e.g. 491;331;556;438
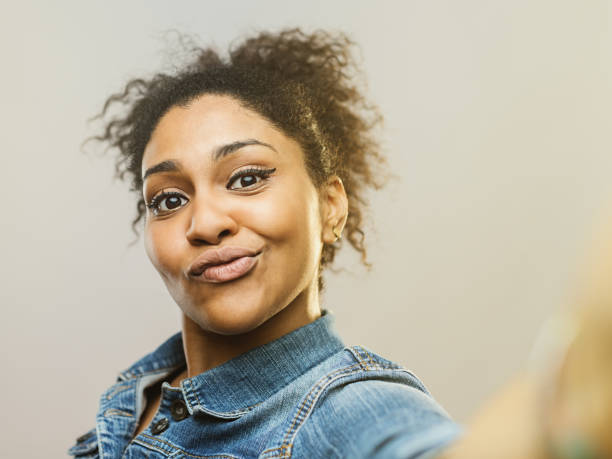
188;300;273;336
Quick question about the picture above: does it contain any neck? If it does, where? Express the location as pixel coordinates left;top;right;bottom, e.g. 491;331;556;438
180;282;322;379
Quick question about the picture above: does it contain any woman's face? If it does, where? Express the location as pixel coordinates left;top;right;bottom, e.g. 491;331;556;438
141;94;340;335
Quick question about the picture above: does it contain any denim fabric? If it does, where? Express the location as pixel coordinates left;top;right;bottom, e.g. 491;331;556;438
69;310;462;458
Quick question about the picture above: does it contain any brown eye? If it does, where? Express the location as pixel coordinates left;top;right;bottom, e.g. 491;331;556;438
230;174;259;189
165;196;183;209
227;167;276;190
147;192;189;216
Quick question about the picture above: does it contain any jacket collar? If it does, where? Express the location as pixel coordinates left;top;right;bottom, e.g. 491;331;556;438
121;309;344;419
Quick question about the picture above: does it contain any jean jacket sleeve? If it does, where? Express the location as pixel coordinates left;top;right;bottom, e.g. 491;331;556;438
298;378;463;458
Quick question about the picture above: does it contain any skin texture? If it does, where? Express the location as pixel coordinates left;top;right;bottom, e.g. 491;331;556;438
134;94;348;437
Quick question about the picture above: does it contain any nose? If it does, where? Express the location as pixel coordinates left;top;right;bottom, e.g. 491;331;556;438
185;196;238;245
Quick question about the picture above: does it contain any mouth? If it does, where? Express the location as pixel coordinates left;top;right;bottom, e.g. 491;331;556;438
189;251;262;284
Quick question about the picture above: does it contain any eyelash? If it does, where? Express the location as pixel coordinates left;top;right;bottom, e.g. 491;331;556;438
146;167;276;216
227;167;276;190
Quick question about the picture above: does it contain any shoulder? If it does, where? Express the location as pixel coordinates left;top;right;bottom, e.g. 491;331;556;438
268;345;463;459
315;345;449;416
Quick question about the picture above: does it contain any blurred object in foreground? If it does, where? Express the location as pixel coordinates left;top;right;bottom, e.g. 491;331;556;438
545;201;612;458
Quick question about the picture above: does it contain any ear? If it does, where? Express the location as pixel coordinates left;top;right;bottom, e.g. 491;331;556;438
319;175;349;244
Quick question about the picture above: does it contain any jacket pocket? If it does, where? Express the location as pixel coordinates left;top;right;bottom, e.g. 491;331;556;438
67;427;99;457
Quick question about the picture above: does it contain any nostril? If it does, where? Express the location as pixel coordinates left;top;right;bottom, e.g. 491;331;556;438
188;238;207;246
184;209;238;245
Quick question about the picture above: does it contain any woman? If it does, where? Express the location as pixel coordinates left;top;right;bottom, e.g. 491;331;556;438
69;29;462;458
70;28;612;459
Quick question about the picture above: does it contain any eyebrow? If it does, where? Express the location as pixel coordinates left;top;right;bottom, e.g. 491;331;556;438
142;139;277;181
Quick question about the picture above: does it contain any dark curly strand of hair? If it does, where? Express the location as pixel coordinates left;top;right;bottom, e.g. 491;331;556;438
89;28;389;292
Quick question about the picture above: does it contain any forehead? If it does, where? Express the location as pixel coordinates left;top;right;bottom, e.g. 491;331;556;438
142;94;293;170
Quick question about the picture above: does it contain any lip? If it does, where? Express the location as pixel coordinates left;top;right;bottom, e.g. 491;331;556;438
188;246;262;283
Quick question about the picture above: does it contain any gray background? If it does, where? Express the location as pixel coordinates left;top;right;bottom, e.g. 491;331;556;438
1;1;611;456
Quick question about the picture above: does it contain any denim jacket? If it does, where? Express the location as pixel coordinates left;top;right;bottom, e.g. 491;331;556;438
69;310;462;458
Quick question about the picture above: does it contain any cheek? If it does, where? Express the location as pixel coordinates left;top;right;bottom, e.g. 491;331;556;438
245;181;321;254
144;220;184;279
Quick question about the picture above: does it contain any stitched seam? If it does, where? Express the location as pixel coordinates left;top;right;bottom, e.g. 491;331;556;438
240;400;263;413
356;346;372;370
184;378;201;408
183;378;261;416
265;363;361;457
104;408;133;417
284;367;362;444
259;365;360;458
352;345;377;370
138;434;239;458
182;378;198;411
349;345;424;380
259;443;293;458
121;364;184;381
179;451;239;459
284;364;361;439
347;346;369;370
269;362;413;458
106;383;132;399
362;346;377;369
132;437;171;456
140;433;179;451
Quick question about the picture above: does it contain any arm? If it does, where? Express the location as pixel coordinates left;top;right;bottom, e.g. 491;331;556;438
438;207;612;459
437;373;549;459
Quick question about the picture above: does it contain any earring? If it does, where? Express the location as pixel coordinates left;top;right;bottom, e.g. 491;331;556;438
333;225;342;240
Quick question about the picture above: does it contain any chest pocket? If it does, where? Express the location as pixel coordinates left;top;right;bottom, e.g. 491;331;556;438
67;427;99;458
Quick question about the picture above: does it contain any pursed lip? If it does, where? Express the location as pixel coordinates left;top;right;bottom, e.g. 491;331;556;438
187;245;263;277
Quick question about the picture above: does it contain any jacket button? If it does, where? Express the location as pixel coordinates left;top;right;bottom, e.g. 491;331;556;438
150;417;169;435
170;399;189;421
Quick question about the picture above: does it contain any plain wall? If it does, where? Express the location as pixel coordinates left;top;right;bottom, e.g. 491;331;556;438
1;0;611;456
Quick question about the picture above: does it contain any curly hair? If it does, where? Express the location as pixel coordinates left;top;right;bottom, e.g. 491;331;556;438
89;28;389;292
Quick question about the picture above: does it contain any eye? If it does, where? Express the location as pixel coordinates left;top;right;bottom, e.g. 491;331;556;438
227;167;276;191
146;191;189;216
